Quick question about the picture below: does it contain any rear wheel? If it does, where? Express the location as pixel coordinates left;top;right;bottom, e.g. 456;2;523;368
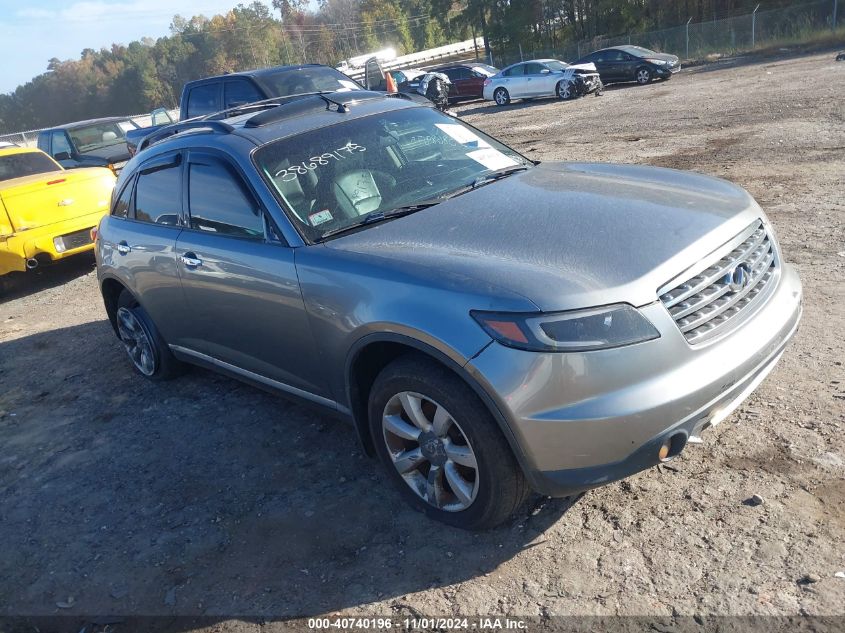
636;66;652;85
368;354;529;530
116;290;184;381
493;87;510;106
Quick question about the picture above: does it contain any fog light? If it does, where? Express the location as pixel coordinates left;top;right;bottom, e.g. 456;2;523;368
53;236;67;253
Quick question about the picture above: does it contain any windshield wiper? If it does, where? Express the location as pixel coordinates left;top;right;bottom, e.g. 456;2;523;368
470;165;530;188
436;165;531;201
319;201;441;240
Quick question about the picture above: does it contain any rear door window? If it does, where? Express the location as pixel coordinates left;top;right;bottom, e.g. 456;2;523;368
135;161;182;225
224;80;264;108
187;157;264;239
503;64;525;77
186;84;221;118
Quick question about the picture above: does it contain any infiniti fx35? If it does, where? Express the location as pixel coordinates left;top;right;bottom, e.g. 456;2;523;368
95;91;802;529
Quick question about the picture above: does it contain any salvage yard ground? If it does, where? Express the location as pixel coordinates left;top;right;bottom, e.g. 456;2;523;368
0;50;843;626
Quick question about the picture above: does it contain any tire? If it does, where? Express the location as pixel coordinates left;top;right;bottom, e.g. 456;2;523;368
368;354;529;530
493;87;510;106
115;289;185;381
636;66;652;85
556;80;574;100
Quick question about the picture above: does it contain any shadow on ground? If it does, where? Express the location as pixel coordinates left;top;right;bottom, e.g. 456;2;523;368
0;321;578;622
0;254;96;304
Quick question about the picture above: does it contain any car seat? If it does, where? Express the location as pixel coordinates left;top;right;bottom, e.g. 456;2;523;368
102;131;118;142
270;160;318;222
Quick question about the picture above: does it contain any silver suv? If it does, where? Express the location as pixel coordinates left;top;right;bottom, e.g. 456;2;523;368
95;92;802;530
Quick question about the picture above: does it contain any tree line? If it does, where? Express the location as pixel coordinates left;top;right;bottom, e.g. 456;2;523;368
0;0;806;132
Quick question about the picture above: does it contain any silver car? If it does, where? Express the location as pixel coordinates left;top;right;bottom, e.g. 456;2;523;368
482;58;601;105
95;92;802;530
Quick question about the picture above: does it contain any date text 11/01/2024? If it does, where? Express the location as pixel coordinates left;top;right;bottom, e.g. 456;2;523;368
307;617;527;630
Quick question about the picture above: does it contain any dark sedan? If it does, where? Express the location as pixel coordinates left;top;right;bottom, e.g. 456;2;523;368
433;63;498;101
574;45;680;85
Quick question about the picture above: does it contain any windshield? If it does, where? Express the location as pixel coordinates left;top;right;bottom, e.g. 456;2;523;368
622;45;658;57
544;60;569;71
0;152;60;182
254;107;531;242
68;122;130;153
259;66;361;96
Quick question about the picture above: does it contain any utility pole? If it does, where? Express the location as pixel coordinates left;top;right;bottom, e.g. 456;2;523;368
752;4;760;48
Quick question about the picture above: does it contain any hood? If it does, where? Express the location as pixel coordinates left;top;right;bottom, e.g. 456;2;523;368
327;162;762;312
78;143;131;163
646;52;680;63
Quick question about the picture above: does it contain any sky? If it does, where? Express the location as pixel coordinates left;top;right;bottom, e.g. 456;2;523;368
0;0;280;94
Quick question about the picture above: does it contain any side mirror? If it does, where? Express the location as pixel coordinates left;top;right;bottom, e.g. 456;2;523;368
54;152;71;161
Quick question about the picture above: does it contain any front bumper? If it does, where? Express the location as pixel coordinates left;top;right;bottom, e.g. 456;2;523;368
0;210;104;276
655;63;681;78
465;263;802;497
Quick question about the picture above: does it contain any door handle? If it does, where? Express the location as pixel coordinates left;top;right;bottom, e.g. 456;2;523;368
180;253;203;268
117;241;131;255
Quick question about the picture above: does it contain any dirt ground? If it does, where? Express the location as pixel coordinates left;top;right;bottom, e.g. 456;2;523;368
1;50;844;628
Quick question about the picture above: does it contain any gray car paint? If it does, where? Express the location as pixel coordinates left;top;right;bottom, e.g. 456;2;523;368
96;94;802;495
325;161;762;311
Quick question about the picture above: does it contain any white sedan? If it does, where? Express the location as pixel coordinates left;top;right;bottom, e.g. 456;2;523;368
482;58;601;105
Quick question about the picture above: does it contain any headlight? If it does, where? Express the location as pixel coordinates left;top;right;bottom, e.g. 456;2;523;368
471;304;660;352
646;58;668;65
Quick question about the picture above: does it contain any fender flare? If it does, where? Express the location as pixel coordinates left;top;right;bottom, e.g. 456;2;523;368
344;332;537;486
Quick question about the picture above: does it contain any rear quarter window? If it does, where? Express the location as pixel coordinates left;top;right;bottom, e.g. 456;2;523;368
111;176;134;219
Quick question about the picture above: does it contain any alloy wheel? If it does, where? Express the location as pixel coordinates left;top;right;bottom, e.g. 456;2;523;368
381;391;479;512
494;89;508;105
637;68;651;84
116;306;156;376
558;82;572;99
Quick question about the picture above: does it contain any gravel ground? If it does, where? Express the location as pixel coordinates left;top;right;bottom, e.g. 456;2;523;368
1;50;843;627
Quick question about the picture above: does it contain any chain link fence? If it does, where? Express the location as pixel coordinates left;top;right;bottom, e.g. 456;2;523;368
492;0;840;67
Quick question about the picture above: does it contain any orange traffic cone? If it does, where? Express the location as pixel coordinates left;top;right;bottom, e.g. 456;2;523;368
385;71;397;94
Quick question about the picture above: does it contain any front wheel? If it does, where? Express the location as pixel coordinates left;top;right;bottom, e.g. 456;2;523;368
368;355;529;530
556;80;574;100
493;87;510;106
636;66;652;85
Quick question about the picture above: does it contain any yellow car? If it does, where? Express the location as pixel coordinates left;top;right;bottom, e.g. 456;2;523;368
0;146;115;276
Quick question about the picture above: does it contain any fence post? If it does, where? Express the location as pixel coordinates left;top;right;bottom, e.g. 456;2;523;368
752;4;760;48
686;17;692;58
577;42;581;58
519;43;524;61
834;0;838;30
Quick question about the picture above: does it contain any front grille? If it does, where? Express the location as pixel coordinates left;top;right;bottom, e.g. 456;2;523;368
659;220;778;345
59;227;94;251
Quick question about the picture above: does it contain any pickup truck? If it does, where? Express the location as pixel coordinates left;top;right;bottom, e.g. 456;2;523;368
36;117;139;173
126;64;362;156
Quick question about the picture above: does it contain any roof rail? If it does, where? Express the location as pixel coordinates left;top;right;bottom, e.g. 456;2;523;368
137;120;234;153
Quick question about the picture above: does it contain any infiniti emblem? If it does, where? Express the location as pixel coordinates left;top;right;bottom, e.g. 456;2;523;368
725;262;752;292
